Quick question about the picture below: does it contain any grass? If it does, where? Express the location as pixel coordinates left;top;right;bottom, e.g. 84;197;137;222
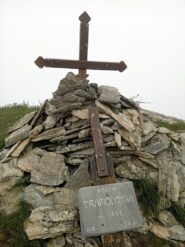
154;119;185;132
0;103;38;150
169;202;185;228
130;232;173;247
0;201;45;247
145;232;172;247
135;179;160;218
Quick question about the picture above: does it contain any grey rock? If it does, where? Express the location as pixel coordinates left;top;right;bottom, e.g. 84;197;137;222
118;127;141;148
31;151;69;186
98;85;120;104
78;128;90;139
151;223;169;240
72;109;89;119
115;157;158;184
52;102;82;114
158;210;178;227
104;140;116;147
0;184;22;215
62;93;85;103
141;132;156;147
57;141;93;154
44;114;57;130
23;184;77;209
51;132;78;143
169;225;185;241
54;188;78;207
103;135;114;143
4;141;21;158
47;235;65;247
158;159;180;209
8;111;36;133
112;156;131;164
45;101;57;115
29;124;43;138
96;100;135;132
0;149;8;161
168;132;181;142
138;157;158;169
0;159;23;181
55;72;88;96
65;115;79;123
0;177;20;196
31;127;65;142
66;233;101;247
11;138;30;158
65;163;93;190
101;118;114;126
66;157;84;166
144;134;170;154
114;132;122;147
72;89;93;98
25;205;78;239
158;127;171;134
69;148;94;157
5;124;31;147
68;119;89;130
180;133;185;164
64;124;90;135
101;125;113;134
17;150;42;172
133;150;155;159
23;184;54;208
143;121;158;135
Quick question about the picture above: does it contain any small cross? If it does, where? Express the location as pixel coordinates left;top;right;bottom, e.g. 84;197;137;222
35;11;127;79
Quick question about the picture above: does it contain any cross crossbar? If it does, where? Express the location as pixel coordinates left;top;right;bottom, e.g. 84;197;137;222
35;11;127;78
35;57;126;72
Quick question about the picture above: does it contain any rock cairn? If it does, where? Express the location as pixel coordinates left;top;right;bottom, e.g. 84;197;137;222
0;72;185;246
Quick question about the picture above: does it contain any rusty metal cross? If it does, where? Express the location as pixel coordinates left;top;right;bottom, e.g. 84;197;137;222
35;11;127;79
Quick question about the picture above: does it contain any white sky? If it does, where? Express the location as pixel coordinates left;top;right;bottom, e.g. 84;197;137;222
0;0;185;119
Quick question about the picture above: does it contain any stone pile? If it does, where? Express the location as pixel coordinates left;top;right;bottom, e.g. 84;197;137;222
0;72;185;246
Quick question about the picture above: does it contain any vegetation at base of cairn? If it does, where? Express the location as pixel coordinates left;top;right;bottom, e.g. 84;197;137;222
12;175;31;190
130;232;173;247
145;232;172;247
0;201;45;247
154;119;185;132
134;179;160;218
0;103;38;150
170;202;185;228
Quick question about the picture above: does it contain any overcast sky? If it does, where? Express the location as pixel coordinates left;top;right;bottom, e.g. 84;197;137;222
1;0;185;119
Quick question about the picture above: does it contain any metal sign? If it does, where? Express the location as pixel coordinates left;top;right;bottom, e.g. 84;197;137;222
78;182;142;237
34;11;127;79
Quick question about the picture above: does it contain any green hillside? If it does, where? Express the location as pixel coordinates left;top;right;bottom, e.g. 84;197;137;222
0;104;38;150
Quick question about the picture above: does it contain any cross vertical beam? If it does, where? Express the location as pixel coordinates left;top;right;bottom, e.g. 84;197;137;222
79;12;91;79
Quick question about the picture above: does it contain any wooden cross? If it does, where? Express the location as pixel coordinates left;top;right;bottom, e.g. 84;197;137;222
34;11;127;79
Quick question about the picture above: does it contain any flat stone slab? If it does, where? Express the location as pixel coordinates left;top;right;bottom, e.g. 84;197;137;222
78;182;142;237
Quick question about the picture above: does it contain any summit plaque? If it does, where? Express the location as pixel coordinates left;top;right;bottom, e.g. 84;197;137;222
78;182;142;237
